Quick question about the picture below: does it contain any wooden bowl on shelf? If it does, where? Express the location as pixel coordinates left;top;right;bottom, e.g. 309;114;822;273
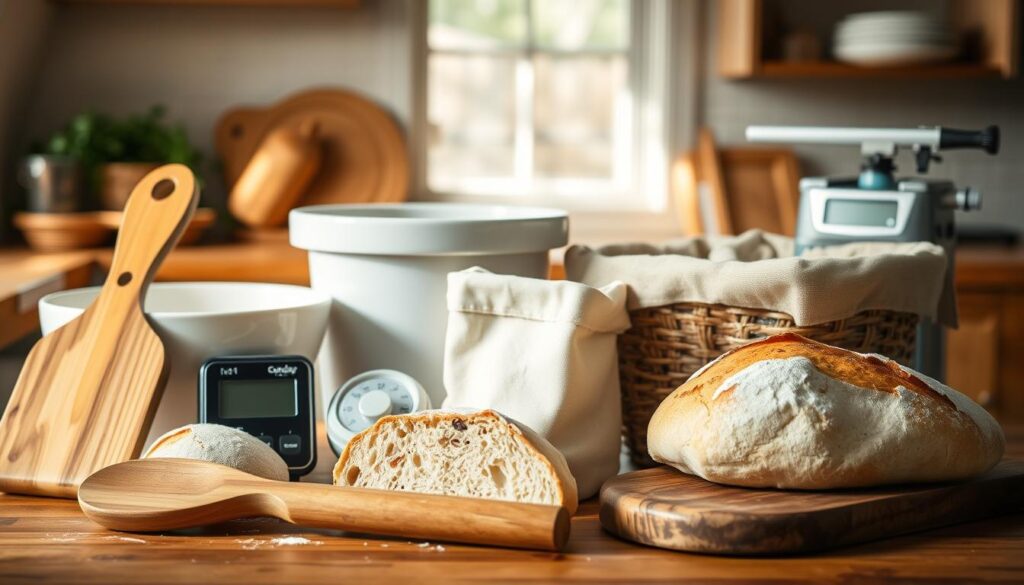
14;212;115;252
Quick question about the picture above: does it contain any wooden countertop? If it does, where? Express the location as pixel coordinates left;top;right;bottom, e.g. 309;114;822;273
3;239;1023;288
0;251;95;349
92;238;311;285
2;425;1023;584
955;245;1024;292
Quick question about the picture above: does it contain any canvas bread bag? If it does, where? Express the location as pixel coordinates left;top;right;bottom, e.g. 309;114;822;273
565;229;957;327
441;267;630;498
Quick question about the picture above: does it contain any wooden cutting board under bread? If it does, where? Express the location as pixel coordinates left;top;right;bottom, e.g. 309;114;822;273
0;164;198;498
600;461;1024;555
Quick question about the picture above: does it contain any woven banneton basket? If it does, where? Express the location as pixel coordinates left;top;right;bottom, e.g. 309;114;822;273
618;302;918;467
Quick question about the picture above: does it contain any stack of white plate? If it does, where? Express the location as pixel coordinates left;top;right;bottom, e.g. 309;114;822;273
834;11;958;66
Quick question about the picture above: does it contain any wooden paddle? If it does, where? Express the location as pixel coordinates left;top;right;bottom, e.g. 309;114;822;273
78;458;570;551
0;164;198;498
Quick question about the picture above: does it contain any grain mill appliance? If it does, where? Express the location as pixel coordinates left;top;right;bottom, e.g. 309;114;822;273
745;124;1000;380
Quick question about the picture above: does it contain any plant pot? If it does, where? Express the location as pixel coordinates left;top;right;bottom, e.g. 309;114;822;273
99;162;160;211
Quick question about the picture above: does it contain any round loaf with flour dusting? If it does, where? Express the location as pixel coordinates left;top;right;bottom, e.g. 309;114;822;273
647;333;1005;489
144;423;289;481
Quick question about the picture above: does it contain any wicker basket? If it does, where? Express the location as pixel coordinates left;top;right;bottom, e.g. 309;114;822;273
618;302;918;466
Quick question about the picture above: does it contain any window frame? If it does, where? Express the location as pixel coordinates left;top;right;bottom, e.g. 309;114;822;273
409;0;698;239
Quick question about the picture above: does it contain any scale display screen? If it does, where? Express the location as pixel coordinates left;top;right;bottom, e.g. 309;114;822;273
218;379;298;419
824;198;899;227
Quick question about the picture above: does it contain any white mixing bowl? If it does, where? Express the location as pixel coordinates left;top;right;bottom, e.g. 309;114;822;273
38;282;330;449
289;203;569;407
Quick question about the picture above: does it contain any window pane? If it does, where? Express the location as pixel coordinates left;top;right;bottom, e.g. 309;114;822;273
533;54;629;180
532;0;630;51
429;0;527;50
428;54;516;185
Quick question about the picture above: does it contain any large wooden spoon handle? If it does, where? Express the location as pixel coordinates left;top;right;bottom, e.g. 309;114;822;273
274;482;570;551
105;164;198;294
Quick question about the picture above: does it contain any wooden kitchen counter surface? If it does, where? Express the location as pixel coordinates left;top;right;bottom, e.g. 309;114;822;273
2;426;1024;585
955;245;1024;291
2;239;1021;287
92;238;311;285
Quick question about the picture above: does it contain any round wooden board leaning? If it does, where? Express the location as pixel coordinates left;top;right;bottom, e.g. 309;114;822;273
215;88;409;208
599;462;1024;556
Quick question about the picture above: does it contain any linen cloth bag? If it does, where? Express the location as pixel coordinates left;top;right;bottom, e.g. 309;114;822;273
566;229;956;327
441;267;630;498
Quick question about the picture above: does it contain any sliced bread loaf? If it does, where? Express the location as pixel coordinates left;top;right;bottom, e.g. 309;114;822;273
333;410;578;514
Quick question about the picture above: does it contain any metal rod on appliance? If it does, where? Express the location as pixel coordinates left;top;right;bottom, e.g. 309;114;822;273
746;126;942;150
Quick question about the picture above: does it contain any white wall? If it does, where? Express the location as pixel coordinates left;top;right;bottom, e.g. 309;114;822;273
0;0;54;233
701;0;1024;229
20;0;412;209
11;0;1024;229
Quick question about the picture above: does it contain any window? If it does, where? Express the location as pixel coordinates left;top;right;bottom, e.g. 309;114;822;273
418;0;676;213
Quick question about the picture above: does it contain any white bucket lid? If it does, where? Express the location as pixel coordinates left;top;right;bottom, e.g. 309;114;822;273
289;203;569;255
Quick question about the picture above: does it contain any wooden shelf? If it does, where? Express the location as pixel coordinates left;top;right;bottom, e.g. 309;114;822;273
0;251;95;350
92;240;311;285
718;0;1019;79
758;61;1005;79
58;0;360;7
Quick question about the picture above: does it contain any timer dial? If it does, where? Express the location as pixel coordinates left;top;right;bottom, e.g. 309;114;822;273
326;369;431;455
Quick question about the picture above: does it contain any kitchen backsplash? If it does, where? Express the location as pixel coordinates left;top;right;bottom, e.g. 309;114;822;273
4;0;1022;230
13;0;411;214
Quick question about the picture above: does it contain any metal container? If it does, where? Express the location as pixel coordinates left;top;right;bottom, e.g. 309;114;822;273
19;155;85;213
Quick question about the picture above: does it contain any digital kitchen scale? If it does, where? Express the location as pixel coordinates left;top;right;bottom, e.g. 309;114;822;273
746;125;1000;380
325;369;432;456
199;355;316;479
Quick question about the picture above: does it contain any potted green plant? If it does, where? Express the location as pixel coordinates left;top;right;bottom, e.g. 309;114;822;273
36;106;202;211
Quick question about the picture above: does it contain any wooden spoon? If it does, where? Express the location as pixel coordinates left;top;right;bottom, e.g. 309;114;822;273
78;458;570;551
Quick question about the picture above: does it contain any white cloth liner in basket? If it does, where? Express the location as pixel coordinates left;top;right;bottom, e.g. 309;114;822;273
565;230;956;327
441;267;630;499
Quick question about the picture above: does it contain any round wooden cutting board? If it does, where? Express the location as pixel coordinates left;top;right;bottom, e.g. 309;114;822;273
215;88;409;207
599;462;1024;556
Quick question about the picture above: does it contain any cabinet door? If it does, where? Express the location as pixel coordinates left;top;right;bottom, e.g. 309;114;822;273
947;293;1000;415
999;294;1024;420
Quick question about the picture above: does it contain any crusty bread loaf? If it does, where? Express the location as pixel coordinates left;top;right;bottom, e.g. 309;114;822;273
144;423;289;481
333;409;579;513
648;333;1005;489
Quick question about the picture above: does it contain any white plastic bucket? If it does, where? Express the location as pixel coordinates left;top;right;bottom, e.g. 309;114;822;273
289;203;569;407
